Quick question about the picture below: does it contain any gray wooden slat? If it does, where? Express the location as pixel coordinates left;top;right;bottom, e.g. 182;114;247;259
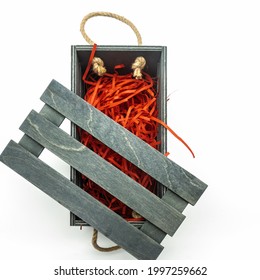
140;190;188;243
41;79;207;205
19;104;65;157
162;190;188;212
0;140;163;260
20;110;185;236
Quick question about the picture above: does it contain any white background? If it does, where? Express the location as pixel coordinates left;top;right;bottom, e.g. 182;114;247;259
0;0;260;267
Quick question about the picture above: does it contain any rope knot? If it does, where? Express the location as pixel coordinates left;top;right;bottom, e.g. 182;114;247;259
132;56;146;79
92;57;106;76
132;210;142;219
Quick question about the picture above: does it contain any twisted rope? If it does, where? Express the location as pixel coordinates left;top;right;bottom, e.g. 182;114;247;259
92;228;121;252
132;56;146;79
92;57;106;76
80;11;142;45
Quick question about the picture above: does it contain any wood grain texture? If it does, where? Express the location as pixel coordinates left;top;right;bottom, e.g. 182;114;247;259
18;104;65;157
140;190;188;243
0;140;163;260
20;110;185;236
41;79;207;205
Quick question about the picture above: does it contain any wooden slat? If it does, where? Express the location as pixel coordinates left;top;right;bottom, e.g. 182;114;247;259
0;140;163;260
140;190;188;243
20;110;185;236
41;79;207;205
19;104;65;157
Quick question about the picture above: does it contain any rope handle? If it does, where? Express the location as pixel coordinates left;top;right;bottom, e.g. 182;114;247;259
92;228;121;252
80;11;142;46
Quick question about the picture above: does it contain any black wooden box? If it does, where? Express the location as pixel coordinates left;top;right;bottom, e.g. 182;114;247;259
70;45;167;227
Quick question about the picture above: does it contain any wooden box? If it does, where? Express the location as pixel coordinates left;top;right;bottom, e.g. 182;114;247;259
70;45;168;227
